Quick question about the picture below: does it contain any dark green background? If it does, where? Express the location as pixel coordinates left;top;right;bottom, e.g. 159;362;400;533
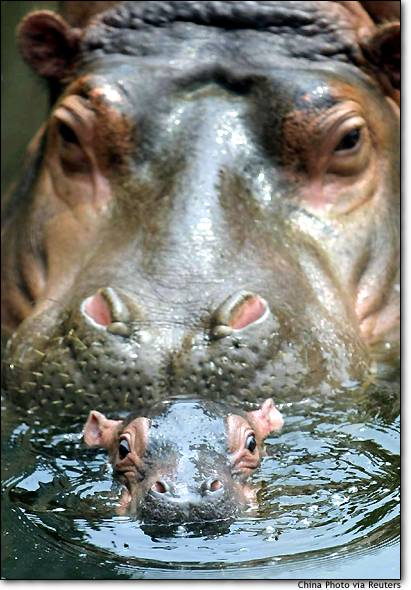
1;1;57;194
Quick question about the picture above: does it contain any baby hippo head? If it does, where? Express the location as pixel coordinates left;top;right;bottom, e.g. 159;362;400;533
83;398;283;524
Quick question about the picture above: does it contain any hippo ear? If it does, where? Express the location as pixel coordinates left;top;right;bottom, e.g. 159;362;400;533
83;410;123;449
17;11;81;81
359;1;400;24
247;398;284;441
360;22;400;92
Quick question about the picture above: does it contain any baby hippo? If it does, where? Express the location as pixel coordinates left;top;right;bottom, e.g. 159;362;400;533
83;397;283;524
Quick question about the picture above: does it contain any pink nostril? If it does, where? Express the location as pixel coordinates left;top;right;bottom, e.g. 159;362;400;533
201;478;224;494
230;295;267;330
83;292;112;326
152;481;169;494
209;479;223;492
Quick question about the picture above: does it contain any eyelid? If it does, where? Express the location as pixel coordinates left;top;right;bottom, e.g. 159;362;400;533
333;116;365;138
119;432;132;442
244;429;256;444
54;107;81;127
322;113;365;149
53;111;87;151
312;113;367;177
53;96;95;140
118;435;131;453
318;99;365;128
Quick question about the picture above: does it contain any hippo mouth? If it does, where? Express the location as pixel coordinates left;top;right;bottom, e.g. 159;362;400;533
135;465;247;526
138;490;241;526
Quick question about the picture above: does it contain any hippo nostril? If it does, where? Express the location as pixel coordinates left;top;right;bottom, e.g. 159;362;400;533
83;292;112;326
81;287;131;330
201;478;224;494
209;479;223;492
211;290;269;338
152;480;170;494
229;295;268;330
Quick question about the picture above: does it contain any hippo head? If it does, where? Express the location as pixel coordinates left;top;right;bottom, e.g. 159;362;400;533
83;398;283;523
1;1;399;413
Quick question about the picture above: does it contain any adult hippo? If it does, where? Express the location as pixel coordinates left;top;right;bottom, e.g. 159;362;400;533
1;1;399;415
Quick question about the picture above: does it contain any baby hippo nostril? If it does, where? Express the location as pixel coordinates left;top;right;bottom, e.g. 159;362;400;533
151;480;170;494
209;479;223;492
201;478;224;494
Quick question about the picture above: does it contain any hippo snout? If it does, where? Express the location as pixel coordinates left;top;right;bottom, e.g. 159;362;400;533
141;477;236;524
150;477;224;497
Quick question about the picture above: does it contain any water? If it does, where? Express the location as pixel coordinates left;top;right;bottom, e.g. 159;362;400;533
1;376;400;579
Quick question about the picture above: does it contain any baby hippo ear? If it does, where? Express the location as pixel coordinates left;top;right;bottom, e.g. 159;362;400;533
17;11;81;80
247;398;284;440
83;410;123;449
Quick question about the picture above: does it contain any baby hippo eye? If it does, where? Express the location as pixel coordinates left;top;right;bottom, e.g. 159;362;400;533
119;438;130;459
246;433;257;453
334;127;361;152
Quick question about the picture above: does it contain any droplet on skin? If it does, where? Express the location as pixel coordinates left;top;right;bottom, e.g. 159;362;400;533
91;84;123;103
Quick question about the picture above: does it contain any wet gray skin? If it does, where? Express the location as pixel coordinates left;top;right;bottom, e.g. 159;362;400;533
127;401;241;524
1;1;399;416
83;397;283;523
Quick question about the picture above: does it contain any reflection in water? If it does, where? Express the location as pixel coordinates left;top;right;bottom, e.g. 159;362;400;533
1;376;399;579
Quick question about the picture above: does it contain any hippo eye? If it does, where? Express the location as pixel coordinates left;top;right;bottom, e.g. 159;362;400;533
334;127;361;152
56;121;91;175
327;118;370;175
246;433;257;453
119;438;130;459
58;122;80;145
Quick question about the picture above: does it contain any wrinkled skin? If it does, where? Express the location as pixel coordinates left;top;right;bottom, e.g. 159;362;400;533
83;397;283;523
1;1;400;415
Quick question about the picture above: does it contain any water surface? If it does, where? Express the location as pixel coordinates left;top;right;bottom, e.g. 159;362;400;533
1;376;400;579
